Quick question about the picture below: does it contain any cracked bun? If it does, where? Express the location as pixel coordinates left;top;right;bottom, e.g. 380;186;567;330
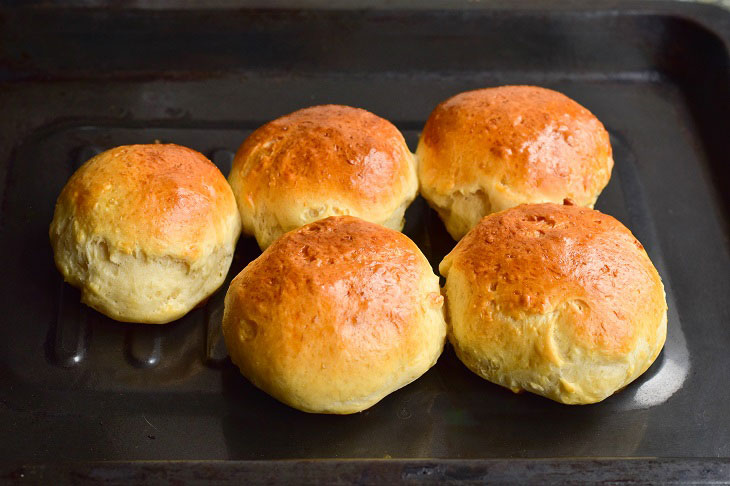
223;216;447;414
417;86;614;240
228;105;418;249
439;203;667;404
49;144;241;324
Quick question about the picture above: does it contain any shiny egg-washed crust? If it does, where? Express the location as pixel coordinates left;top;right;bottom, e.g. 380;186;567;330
223;216;447;414
417;86;614;240
228;105;418;249
440;203;667;404
50;144;241;324
55;144;239;260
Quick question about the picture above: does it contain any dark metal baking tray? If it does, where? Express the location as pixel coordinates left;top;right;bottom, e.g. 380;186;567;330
1;1;729;483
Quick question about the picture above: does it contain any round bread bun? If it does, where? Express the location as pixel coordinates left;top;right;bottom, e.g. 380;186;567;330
417;85;614;240
49;144;242;324
228;105;418;249
222;216;446;414
440;203;667;404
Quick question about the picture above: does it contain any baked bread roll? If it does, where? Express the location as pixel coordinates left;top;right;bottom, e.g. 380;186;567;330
50;144;241;324
417;85;614;240
440;203;667;404
228;105;418;249
223;216;446;414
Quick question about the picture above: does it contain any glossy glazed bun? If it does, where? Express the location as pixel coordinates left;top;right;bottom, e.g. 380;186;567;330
223;216;447;413
418;86;613;240
440;203;666;404
50;144;241;324
229;105;418;249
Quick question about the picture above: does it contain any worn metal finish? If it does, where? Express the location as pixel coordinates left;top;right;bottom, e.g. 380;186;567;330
0;1;729;483
3;459;730;485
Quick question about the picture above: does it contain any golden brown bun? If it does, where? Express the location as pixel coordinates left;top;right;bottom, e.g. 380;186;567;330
228;105;418;249
417;86;614;240
440;203;667;404
223;216;446;414
49;144;241;324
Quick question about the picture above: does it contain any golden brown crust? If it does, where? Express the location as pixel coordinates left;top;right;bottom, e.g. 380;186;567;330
441;203;662;355
420;85;612;199
233;105;411;209
56;144;238;260
223;216;446;413
49;143;242;324
228;105;418;248
440;203;667;403
417;86;614;239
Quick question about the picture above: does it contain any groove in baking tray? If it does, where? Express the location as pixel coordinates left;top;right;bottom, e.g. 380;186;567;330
50;285;91;368
125;326;163;369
